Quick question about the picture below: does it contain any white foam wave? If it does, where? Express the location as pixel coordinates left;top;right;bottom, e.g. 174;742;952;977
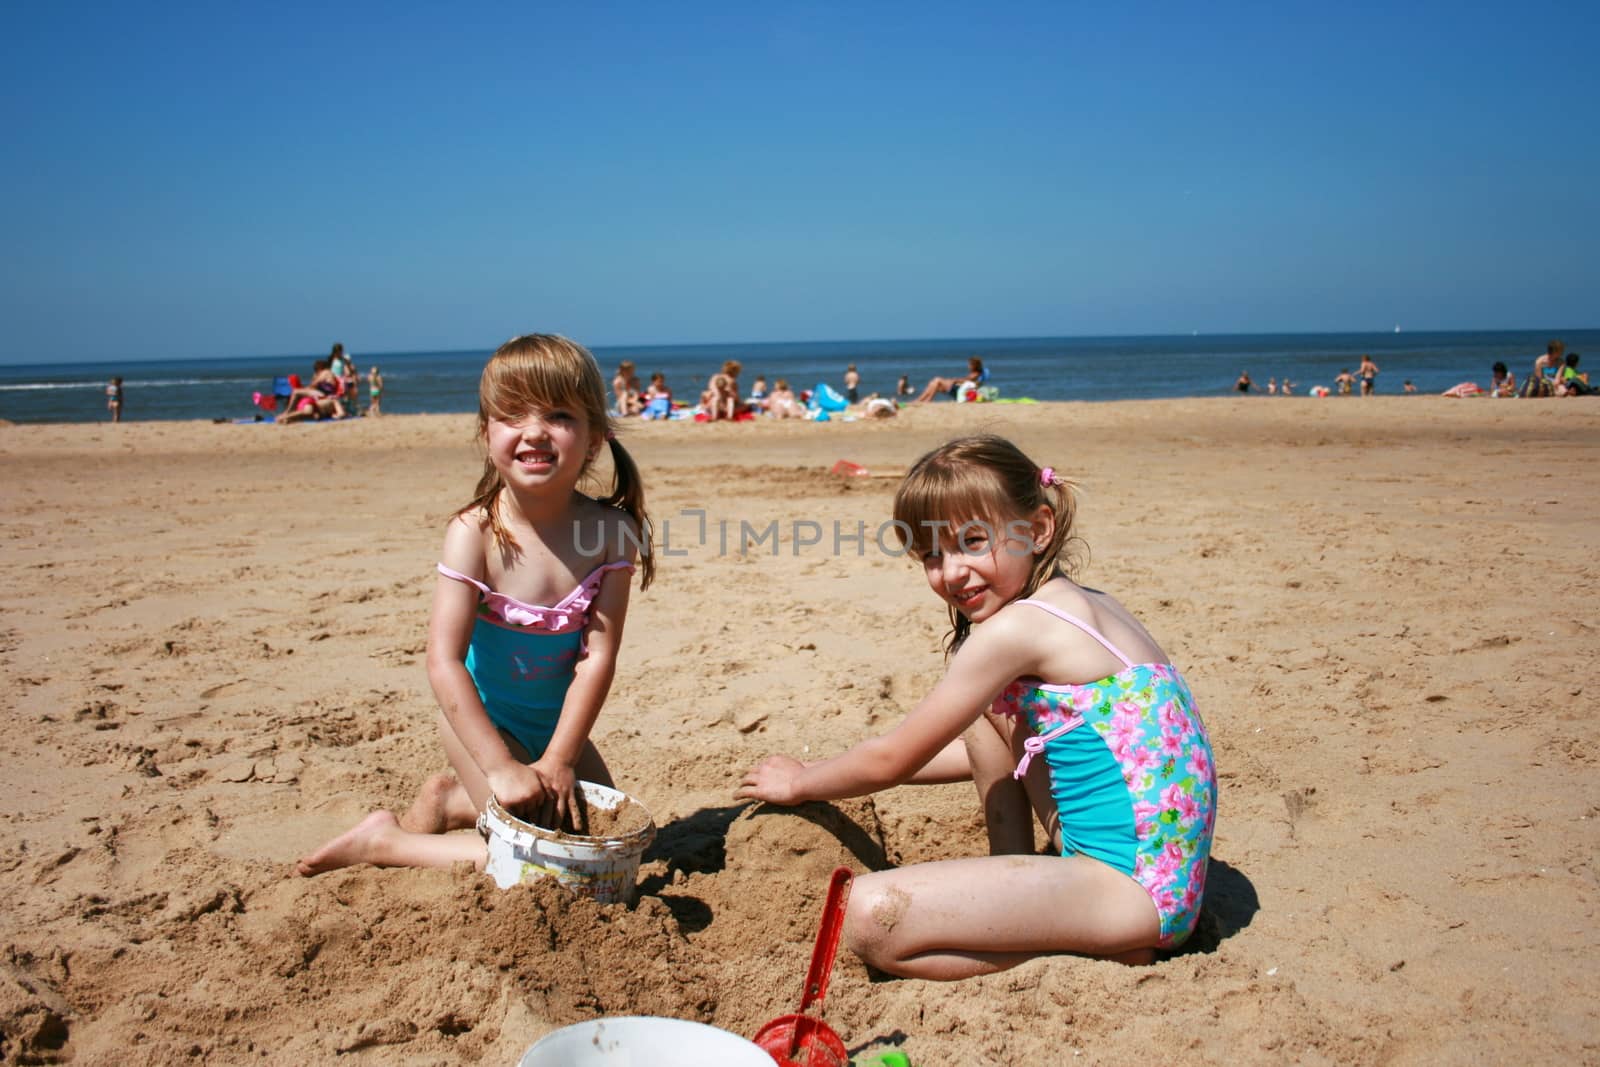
0;377;263;392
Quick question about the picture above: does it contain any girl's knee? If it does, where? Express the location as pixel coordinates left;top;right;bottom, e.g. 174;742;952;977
843;890;886;966
420;771;460;801
843;877;910;968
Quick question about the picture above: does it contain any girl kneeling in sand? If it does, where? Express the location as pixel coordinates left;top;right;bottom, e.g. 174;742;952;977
738;435;1216;979
299;334;653;875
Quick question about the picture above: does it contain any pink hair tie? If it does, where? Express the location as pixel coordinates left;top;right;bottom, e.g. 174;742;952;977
1040;467;1056;487
604;429;617;442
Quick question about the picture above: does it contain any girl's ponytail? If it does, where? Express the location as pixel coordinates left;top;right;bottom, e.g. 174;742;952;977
598;435;655;590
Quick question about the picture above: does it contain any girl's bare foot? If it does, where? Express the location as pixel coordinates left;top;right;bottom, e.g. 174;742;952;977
296;811;400;876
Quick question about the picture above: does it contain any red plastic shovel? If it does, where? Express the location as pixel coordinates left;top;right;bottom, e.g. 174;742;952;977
753;866;854;1066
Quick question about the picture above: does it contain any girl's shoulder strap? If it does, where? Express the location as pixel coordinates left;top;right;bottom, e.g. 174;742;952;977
436;562;491;597
1011;599;1135;669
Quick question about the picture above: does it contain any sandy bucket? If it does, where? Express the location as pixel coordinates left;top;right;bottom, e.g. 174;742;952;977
478;781;655;903
520;1016;772;1066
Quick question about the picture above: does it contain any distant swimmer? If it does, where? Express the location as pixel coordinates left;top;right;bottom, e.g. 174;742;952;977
1234;370;1252;394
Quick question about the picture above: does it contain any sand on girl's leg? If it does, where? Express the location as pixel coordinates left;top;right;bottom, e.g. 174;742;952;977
398;772;477;834
295;811;486;876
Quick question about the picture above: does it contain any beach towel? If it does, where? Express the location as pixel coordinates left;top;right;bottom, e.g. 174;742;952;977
1442;382;1484;398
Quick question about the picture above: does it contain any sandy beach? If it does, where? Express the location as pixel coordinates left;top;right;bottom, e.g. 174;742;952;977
1;397;1597;1065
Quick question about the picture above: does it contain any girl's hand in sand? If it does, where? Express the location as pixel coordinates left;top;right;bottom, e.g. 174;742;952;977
487;763;550;821
531;756;580;828
737;755;807;805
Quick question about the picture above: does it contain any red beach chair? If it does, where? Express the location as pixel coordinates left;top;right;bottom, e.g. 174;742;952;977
252;376;294;414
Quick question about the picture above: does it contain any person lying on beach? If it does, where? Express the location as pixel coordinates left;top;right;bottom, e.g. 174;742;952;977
915;357;986;403
763;378;806;419
297;333;653;876
861;393;898;418
276;395;344;424
739;435;1217;980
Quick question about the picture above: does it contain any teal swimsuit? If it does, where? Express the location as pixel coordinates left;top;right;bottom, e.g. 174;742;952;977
437;561;633;757
996;599;1218;947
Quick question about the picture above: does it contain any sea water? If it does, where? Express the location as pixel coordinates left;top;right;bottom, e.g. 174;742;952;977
1;330;1593;424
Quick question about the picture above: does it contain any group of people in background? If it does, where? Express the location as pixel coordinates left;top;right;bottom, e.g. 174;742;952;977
273;343;384;423
1517;340;1591;397
608;355;990;422
1235;353;1384;397
106;343;388;423
1233;343;1592;399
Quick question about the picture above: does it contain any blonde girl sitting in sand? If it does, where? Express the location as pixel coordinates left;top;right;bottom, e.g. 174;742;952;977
299;334;654;875
739;434;1217;980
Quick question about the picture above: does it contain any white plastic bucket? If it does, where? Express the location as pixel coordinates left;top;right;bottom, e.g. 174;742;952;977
479;782;655;903
519;1016;772;1066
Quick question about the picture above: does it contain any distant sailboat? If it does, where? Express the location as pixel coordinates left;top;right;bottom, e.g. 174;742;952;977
1394;324;1401;333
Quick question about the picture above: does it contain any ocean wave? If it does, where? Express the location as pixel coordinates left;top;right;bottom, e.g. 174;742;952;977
0;377;264;391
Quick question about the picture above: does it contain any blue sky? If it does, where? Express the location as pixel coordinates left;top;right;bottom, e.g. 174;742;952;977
3;2;1596;364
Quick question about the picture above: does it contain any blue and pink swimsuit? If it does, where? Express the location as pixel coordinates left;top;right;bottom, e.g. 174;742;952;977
437;560;634;758
995;599;1218;948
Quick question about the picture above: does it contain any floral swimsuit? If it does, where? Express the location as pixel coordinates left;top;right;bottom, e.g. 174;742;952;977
995;600;1218;947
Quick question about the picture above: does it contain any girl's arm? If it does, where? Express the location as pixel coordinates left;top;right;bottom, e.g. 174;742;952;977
531;512;640;821
739;611;1040;804
426;516;547;811
904;736;974;784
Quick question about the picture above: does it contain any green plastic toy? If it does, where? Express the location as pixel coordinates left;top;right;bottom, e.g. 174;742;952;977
851;1051;911;1067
